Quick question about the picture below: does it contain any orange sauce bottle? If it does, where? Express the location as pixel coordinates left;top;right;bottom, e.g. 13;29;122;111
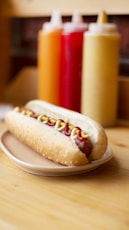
38;11;63;105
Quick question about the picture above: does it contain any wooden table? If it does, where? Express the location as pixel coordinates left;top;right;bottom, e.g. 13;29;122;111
0;121;129;230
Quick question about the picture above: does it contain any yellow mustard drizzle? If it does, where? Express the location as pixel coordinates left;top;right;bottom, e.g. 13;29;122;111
14;107;88;142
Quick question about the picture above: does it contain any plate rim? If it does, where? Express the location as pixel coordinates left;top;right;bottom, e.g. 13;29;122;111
0;130;112;175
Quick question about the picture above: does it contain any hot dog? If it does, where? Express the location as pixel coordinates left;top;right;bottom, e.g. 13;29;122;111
5;100;107;166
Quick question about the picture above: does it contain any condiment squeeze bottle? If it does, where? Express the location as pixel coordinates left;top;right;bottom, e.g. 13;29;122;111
59;11;88;112
81;11;120;127
38;10;63;105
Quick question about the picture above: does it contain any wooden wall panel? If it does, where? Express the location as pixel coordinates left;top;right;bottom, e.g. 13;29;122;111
0;2;10;100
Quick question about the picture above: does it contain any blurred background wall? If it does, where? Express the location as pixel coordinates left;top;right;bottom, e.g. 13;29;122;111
1;0;129;119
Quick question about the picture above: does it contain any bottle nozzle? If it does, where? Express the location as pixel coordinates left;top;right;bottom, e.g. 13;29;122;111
97;11;108;23
72;10;83;23
51;10;62;25
63;10;88;33
43;10;63;31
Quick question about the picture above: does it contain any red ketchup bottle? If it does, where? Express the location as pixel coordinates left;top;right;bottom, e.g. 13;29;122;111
59;11;88;112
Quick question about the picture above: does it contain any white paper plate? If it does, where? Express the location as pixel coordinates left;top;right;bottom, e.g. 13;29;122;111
0;131;112;176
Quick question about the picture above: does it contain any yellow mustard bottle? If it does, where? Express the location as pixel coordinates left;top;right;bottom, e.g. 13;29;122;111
38;10;63;105
81;11;120;127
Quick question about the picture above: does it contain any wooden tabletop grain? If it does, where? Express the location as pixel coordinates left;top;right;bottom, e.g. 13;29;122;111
0;121;129;230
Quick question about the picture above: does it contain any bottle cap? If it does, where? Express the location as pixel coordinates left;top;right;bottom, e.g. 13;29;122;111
43;10;63;32
87;11;117;34
63;10;88;33
89;23;117;33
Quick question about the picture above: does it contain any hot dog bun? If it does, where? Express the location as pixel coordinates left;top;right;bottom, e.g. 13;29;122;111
5;100;107;166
